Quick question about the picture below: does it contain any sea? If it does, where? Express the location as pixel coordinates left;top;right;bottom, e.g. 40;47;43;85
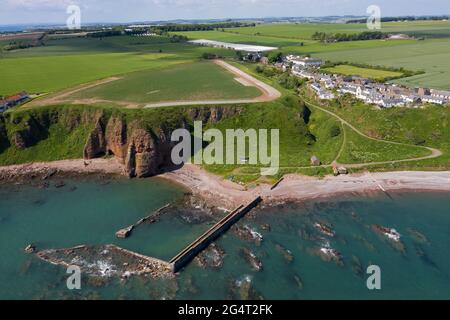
0;176;449;300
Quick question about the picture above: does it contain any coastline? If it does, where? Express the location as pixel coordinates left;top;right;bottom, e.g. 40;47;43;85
1;159;450;208
0;158;124;183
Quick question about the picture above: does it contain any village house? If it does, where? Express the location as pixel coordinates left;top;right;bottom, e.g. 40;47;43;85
310;82;334;100
0;99;7;113
292;66;316;79
243;52;263;62
260;56;269;65
430;89;450;101
0;91;30;113
422;95;447;105
278;52;449;109
286;55;324;68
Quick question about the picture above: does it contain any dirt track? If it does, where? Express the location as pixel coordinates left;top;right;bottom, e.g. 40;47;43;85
26;77;122;108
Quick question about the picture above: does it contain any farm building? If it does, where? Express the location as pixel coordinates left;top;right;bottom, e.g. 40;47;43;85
0;91;30;113
260;56;269;65
286;55;323;68
0;99;7;112
188;39;277;53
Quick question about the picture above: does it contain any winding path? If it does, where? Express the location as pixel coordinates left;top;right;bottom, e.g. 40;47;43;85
302;98;443;168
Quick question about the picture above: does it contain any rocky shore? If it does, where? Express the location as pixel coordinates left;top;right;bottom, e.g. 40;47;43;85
2;159;450;209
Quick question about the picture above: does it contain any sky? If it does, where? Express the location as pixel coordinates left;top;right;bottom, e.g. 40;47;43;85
1;0;450;25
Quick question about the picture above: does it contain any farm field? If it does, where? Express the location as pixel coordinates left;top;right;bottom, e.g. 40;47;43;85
316;38;450;90
172;22;450;90
0;36;236;96
323;64;404;81
170;30;310;47
225;20;450;39
68;61;261;105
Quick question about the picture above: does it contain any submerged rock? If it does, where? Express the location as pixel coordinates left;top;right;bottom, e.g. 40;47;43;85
308;241;344;267
240;248;263;272
195;243;225;269
314;222;335;237
24;244;36;254
233;225;263;246
293;274;304;290
229;275;264;300
351;255;364;278
371;224;406;255
414;244;439;270
274;243;294;264
54;181;66;188
407;228;429;244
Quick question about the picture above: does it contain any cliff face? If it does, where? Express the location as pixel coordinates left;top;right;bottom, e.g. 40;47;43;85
0;104;247;177
81;106;244;178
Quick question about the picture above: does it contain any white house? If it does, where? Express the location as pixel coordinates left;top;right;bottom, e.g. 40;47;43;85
430;89;450;101
422;95;446;105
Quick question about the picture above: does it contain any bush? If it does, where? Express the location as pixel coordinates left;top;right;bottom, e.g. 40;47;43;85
330;124;341;137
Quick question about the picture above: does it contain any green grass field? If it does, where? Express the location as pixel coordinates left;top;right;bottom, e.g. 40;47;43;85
68;61;261;104
315;38;450;90
171;22;450;90
0;36;236;96
323;64;404;81
225;20;450;40
337;124;430;164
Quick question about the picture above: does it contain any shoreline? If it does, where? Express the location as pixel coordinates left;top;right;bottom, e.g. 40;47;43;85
1;159;450;208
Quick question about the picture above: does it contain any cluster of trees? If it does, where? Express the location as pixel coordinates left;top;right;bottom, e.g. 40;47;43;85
3;42;39;51
312;31;387;42
151;22;255;33
201;52;222;60
255;65;305;90
168;34;188;43
267;51;283;63
87;30;122;38
3;35;46;51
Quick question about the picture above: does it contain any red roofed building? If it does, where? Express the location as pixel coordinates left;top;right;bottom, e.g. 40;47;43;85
0;91;29;112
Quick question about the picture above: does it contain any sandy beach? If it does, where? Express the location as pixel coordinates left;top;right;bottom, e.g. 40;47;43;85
160;164;450;208
1;159;450;209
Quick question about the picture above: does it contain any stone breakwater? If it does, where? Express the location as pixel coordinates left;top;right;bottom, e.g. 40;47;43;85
36;244;174;279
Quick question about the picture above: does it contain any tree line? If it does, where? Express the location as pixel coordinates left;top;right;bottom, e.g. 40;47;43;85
346;16;449;24
312;31;387;42
151;22;255;33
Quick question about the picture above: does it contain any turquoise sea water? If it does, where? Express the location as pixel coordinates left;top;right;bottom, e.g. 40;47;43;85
0;176;449;300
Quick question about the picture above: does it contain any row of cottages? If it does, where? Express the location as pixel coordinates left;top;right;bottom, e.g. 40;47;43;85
0;91;30;113
419;88;450;105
